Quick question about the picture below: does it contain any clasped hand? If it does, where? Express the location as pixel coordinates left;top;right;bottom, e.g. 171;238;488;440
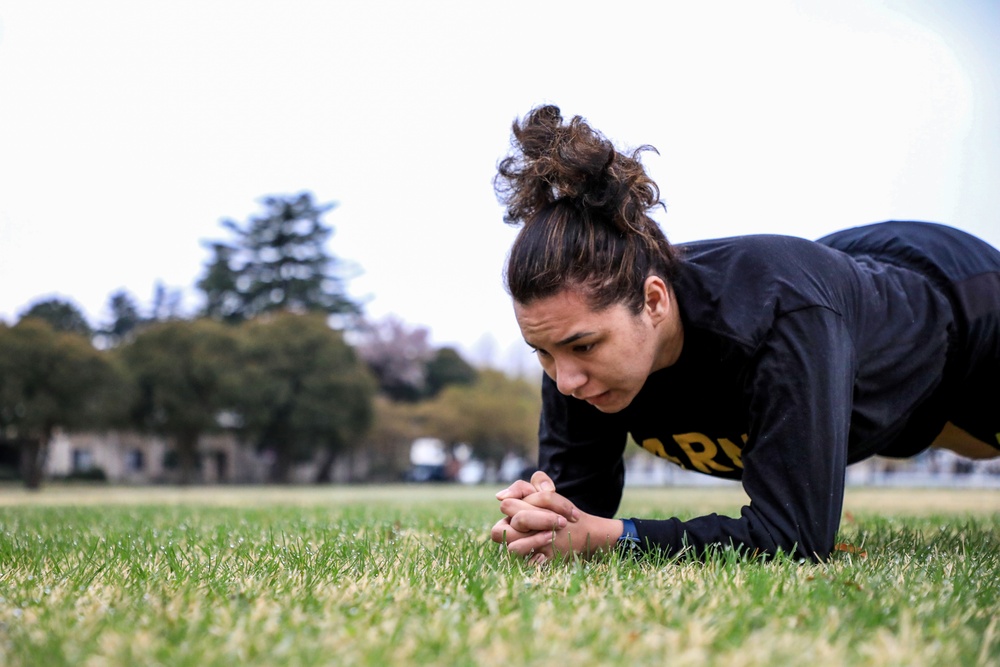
490;471;623;565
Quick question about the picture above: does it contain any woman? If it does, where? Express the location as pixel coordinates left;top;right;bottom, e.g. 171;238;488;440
489;105;1000;564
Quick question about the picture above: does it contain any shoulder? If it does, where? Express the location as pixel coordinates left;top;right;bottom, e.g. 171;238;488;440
679;234;843;275
673;235;854;343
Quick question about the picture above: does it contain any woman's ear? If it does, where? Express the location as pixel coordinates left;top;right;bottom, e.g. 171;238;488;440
643;276;671;324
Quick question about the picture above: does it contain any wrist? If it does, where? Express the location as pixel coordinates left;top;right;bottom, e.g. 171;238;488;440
617;518;641;551
578;515;625;556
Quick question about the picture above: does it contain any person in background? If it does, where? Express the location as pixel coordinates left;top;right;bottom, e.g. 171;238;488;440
489;105;1000;564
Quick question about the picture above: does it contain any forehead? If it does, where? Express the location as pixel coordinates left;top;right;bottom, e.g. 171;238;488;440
514;289;619;344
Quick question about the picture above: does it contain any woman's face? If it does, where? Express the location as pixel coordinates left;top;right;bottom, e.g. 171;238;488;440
515;285;675;413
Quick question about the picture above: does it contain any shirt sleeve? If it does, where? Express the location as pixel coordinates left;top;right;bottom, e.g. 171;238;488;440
632;306;857;561
537;374;629;519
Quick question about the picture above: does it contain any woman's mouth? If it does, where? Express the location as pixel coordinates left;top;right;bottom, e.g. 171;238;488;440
583;390;611;407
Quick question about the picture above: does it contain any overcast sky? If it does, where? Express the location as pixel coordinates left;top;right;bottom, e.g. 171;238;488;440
1;1;998;372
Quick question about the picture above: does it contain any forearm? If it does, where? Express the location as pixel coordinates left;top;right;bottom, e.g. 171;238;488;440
629;511;793;560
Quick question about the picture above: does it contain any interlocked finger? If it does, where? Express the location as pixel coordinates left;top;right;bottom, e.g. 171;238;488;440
508;508;568;534
507;529;559;557
490;517;535;545
500;495;576;523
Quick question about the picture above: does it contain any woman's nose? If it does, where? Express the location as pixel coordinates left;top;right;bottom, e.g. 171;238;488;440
554;360;587;396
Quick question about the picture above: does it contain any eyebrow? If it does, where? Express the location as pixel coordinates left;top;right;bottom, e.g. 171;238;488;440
523;331;597;350
555;331;596;346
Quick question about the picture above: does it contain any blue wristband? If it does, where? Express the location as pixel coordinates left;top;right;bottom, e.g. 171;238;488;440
618;518;641;547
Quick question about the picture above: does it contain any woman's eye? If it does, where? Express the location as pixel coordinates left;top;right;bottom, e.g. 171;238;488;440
574;344;594;353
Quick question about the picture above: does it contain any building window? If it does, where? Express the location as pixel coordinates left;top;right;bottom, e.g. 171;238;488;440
126;449;144;472
72;449;94;472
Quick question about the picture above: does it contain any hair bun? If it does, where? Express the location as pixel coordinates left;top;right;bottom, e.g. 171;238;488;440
495;105;660;237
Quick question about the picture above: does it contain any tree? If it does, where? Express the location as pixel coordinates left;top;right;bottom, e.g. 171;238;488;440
354;316;434;402
116;319;242;483
98;290;145;346
197;192;361;323
149;282;184;322
19;298;93;338
417;369;541;463
236;313;375;483
425;347;477;397
0;319;116;488
197;243;243;324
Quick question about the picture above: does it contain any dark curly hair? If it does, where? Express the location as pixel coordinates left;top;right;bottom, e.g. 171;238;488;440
494;105;679;313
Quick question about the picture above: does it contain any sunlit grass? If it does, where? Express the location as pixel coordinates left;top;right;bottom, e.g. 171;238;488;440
0;485;998;666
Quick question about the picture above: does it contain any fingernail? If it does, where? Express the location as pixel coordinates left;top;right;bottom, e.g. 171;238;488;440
496;490;508;499
540;481;554;492
557;517;567;528
571;509;580;522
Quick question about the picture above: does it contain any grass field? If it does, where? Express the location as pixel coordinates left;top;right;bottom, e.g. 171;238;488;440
1;484;998;666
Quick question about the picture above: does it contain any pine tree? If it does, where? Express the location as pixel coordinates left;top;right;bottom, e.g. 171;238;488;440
198;192;360;323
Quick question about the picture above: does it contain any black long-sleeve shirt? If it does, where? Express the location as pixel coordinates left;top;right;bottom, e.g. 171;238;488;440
538;221;993;561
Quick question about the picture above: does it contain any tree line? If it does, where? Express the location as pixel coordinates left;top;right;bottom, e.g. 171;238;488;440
0;193;540;488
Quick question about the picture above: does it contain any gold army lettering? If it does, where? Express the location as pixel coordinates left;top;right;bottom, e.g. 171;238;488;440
640;433;748;474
